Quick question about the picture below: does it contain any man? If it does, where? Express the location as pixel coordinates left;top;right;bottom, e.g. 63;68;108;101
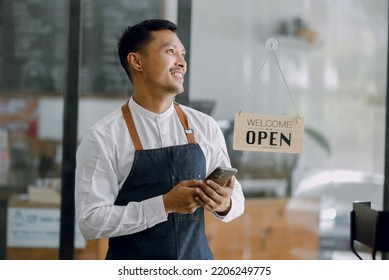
75;19;244;260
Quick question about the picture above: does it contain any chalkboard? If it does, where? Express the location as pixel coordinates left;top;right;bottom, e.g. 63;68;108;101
0;0;161;96
81;0;161;95
1;0;69;93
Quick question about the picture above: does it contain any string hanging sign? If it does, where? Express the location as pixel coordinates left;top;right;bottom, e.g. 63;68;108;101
233;38;304;154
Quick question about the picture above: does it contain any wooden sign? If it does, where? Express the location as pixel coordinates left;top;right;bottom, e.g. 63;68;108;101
233;112;304;153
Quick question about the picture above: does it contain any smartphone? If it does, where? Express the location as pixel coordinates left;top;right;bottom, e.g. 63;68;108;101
205;166;238;186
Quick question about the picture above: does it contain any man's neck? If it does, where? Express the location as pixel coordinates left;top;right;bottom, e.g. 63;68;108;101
132;92;176;114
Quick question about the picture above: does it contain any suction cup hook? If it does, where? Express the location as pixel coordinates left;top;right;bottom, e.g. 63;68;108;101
265;38;279;51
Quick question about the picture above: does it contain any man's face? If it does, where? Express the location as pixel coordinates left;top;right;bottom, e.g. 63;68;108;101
139;29;187;95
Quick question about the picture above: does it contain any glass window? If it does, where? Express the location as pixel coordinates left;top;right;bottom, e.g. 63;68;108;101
0;0;70;260
191;0;388;260
1;0;387;261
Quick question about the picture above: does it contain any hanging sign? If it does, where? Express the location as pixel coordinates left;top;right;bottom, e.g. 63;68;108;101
233;112;304;154
233;38;305;154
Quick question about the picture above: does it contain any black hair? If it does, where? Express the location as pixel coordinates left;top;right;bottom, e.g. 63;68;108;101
118;19;177;82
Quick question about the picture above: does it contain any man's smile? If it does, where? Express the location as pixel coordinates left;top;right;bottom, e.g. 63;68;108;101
171;71;184;80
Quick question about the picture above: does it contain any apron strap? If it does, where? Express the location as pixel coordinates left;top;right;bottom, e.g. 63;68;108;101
174;102;196;144
121;101;143;150
121;100;196;151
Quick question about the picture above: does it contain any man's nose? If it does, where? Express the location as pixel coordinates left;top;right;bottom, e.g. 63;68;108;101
176;54;187;69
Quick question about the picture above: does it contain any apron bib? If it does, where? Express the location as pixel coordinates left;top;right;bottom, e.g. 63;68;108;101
106;101;213;260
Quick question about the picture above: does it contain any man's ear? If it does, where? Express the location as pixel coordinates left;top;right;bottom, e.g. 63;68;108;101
127;52;142;71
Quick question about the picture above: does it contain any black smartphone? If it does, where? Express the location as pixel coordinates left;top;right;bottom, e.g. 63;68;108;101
205;166;238;186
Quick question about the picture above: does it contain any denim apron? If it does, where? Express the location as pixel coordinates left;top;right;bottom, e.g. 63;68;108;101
105;101;213;260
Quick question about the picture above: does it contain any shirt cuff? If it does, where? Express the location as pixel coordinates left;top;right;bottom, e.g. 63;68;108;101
213;197;237;222
143;195;168;228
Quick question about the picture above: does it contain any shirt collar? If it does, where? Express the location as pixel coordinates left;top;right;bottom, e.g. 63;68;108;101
129;97;175;120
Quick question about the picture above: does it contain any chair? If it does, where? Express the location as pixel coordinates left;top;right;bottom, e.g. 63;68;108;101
350;201;389;260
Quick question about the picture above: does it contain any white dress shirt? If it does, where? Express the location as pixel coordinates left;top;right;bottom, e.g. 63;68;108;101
75;97;245;240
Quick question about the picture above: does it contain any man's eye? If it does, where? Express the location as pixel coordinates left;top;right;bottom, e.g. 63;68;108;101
167;49;174;54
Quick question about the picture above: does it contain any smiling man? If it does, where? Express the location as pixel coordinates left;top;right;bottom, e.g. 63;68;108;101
75;19;244;260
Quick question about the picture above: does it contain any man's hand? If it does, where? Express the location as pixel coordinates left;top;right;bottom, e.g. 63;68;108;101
162;179;203;214
195;177;235;216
